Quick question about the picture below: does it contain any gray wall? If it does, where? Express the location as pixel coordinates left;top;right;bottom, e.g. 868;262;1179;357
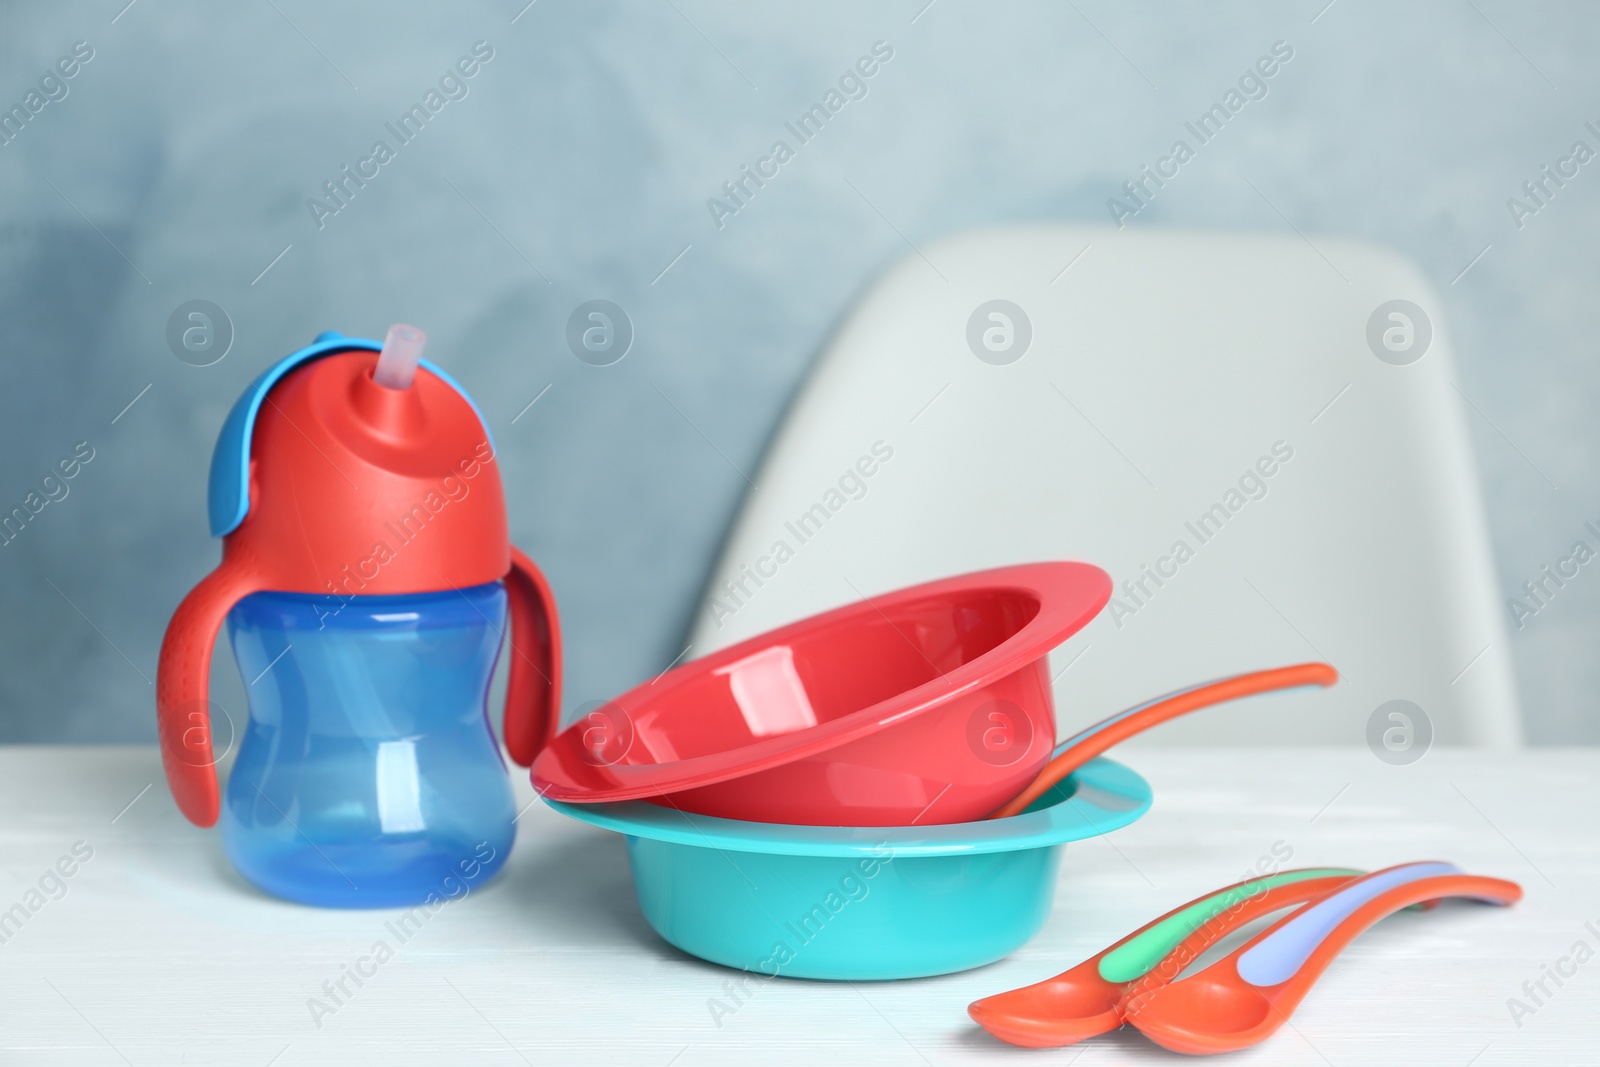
1;1;1594;744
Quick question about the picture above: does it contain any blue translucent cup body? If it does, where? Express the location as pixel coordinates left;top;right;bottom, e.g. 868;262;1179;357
221;582;514;908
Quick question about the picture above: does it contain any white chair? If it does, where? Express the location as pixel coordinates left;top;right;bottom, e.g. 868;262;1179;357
689;225;1521;747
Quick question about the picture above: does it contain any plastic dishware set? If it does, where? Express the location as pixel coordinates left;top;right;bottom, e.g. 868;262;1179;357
154;330;1522;1055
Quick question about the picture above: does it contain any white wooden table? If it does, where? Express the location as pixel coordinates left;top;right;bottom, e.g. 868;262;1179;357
0;746;1594;1065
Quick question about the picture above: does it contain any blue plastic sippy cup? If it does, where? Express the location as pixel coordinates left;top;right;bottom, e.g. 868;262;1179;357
155;326;562;907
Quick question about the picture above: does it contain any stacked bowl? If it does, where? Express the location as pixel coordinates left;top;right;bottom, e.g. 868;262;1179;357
531;562;1152;979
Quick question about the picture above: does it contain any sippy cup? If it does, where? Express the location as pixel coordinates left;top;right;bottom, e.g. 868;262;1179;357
156;327;561;908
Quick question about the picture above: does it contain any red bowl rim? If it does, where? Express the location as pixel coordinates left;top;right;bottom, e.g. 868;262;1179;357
531;561;1111;804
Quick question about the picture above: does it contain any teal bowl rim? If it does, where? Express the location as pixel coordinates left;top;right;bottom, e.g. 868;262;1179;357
541;756;1150;858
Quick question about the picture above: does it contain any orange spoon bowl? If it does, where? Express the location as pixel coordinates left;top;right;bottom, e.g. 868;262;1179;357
969;969;1124;1049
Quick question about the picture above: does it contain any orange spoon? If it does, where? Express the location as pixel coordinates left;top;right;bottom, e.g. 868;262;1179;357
1127;863;1522;1055
968;867;1360;1048
990;662;1338;819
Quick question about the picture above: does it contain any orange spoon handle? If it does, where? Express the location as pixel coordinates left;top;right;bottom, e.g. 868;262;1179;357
1129;868;1522;1055
990;662;1338;819
1111;873;1358;1001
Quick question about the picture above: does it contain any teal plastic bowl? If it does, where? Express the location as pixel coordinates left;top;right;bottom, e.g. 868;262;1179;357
543;756;1151;980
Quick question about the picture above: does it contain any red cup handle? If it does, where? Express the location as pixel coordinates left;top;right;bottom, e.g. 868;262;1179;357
156;559;264;827
503;545;562;767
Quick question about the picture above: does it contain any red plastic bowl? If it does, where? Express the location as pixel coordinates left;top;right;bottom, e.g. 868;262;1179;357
532;562;1111;826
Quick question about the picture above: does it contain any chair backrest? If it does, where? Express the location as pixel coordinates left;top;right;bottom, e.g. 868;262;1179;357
689;226;1521;747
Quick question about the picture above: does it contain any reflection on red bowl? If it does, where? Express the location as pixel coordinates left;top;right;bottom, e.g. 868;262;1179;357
531;563;1111;826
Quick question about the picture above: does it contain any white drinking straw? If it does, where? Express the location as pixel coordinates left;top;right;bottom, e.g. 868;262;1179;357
373;323;426;390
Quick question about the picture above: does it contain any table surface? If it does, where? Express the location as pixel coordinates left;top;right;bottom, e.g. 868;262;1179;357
0;746;1595;1066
